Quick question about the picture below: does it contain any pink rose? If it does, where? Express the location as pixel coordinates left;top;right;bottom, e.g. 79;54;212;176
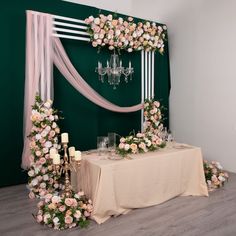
87;204;93;212
45;193;53;202
37;201;44;208
73;210;81;219
118;143;125;149
39;190;46;197
84;211;90;217
39;158;46;165
78;191;84;196
65;198;74;207
49;130;55;137
92;41;98;47
59;205;66;212
28;191;35;199
36;214;43;223
35;150;42;157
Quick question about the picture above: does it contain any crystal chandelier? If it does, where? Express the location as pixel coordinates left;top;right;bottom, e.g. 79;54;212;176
95;50;134;89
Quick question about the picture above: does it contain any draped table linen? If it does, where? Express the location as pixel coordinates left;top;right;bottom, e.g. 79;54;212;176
72;144;208;224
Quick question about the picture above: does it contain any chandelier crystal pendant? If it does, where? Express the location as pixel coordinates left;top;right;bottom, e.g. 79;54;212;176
95;50;134;89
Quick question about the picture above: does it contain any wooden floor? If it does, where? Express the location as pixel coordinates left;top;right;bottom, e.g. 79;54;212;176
0;174;236;236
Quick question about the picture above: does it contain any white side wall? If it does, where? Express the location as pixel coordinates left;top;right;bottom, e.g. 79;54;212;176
64;0;236;172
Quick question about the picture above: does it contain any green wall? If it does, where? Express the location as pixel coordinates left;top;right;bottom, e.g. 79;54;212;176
0;0;170;187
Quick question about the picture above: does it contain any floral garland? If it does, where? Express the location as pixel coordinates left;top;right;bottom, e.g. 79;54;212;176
27;95;62;199
204;160;229;191
35;191;93;230
85;14;167;53
117;99;165;156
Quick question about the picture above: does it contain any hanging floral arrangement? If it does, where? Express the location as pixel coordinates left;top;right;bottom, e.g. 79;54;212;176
27;95;62;199
85;14;167;54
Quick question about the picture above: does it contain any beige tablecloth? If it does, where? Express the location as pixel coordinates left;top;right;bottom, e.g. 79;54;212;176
72;144;208;224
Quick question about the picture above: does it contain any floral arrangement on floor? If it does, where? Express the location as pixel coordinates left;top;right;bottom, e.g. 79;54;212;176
27;95;62;199
35;191;93;230
203;160;229;191
117;99;166;156
85;14;167;53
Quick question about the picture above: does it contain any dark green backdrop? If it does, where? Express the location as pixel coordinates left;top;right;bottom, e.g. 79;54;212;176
0;0;170;187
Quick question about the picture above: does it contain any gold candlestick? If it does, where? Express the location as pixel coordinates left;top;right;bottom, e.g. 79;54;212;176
53;140;81;198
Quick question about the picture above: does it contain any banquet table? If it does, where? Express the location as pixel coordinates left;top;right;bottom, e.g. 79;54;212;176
71;143;208;224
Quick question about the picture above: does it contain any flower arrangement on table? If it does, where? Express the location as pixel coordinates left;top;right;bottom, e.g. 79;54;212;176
85;14;167;53
117;99;166;156
27;95;62;199
35;191;93;230
203;160;229;191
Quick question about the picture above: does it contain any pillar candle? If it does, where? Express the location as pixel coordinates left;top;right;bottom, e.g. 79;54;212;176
49;148;57;159
61;133;69;143
69;146;75;157
53;154;60;165
74;151;82;161
129;61;131;69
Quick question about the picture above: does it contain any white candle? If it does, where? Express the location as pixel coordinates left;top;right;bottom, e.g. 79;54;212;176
53;154;60;165
107;60;109;67
74;151;82;161
120;60;122;67
129;61;131;69
61;133;69;143
49;148;57;159
69;146;75;157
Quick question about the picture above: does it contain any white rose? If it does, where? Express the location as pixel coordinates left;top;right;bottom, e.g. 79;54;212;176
49;115;54;121
40;182;46;188
31;178;38;186
115;30;121;36
53;217;60;225
218;176;225;182
28;170;34;177
94;17;100;25
45;141;52;148
44;100;52;109
216;162;223;170
94;33;99;40
52;122;57;128
41;130;48;138
43;174;49;181
107;14;113;21
35;134;42;140
124;144;130;151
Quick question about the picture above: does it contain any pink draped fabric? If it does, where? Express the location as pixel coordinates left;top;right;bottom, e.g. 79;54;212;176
53;37;143;113
22;11;143;169
22;11;53;169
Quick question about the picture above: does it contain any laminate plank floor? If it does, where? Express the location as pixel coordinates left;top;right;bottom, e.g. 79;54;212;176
0;173;236;236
